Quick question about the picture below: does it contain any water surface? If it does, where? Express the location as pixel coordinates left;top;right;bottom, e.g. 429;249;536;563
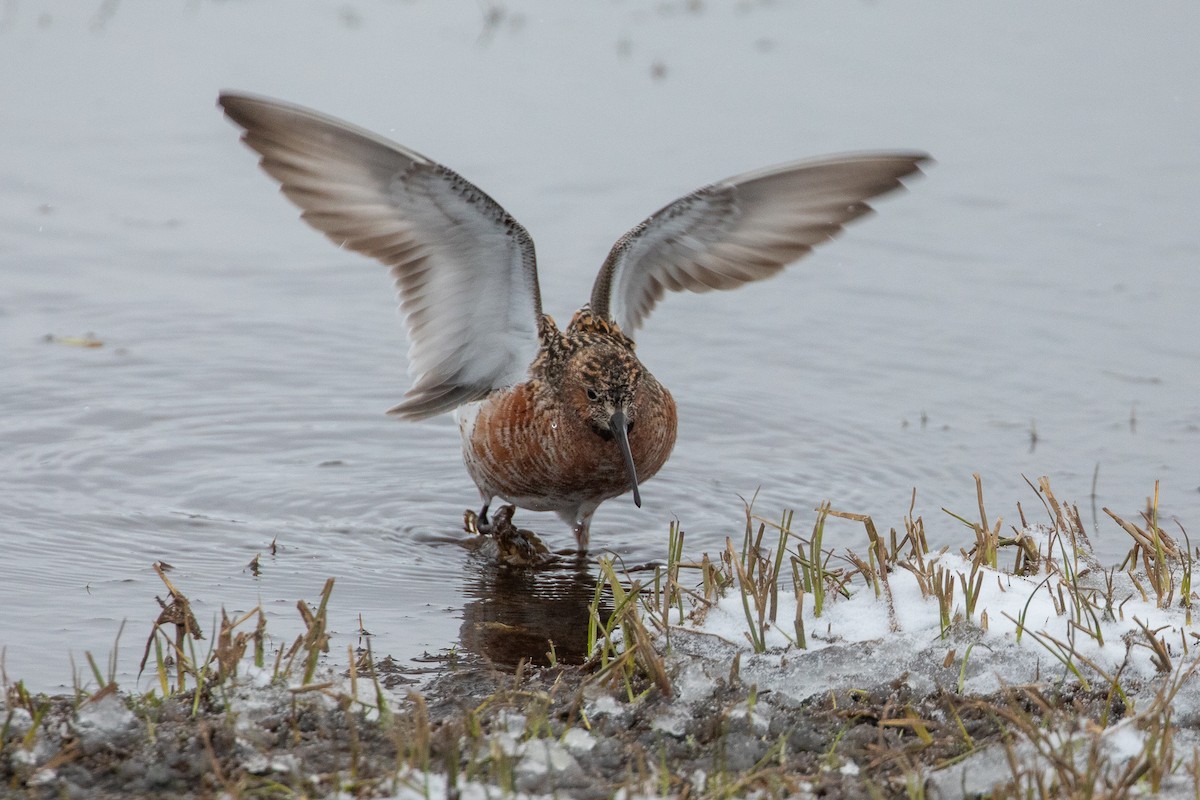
2;1;1198;689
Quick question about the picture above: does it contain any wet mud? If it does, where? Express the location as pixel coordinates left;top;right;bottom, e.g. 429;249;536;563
2;648;1130;799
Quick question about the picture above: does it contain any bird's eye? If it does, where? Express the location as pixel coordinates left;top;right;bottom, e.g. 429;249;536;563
586;388;600;402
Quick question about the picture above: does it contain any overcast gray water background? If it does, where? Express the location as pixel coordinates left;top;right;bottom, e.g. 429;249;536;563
2;1;1198;689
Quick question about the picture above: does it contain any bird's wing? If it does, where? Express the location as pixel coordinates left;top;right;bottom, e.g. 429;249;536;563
589;152;930;335
219;92;542;419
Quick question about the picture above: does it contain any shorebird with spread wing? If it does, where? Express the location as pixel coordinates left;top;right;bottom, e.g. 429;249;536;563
219;93;928;549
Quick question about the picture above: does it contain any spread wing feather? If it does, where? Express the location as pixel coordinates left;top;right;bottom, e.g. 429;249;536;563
219;92;542;419
590;152;930;334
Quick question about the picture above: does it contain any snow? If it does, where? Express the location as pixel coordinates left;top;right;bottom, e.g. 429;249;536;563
375;771;551;800
686;524;1197;699
559;726;595;753
584;691;625;721
71;692;137;742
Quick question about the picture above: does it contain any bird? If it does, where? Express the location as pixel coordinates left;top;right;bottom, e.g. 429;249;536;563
218;92;928;550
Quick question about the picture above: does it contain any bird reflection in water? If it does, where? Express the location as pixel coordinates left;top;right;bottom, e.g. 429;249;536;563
459;511;614;667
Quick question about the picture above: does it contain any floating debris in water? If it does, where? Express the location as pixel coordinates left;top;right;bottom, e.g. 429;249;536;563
466;505;557;567
43;332;103;348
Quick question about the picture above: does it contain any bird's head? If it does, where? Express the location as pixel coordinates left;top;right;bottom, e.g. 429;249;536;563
559;312;645;507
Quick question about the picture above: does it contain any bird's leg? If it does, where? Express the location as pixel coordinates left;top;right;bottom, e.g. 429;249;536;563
463;495;495;535
556;504;599;552
571;508;596;552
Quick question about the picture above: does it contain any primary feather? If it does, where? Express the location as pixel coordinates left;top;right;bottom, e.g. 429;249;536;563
589;152;930;334
219;92;543;419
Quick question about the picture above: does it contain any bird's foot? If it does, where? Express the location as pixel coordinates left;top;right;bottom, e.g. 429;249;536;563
464;504;493;535
464;509;486;535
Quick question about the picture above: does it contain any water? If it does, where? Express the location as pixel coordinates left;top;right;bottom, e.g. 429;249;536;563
2;1;1198;690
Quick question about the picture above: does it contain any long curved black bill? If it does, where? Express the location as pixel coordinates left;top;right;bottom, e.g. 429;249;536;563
609;409;641;508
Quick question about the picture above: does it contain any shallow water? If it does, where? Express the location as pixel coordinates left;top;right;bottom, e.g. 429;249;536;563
2;1;1198;690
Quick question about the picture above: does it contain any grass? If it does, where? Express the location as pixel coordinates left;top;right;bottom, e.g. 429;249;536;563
569;474;1199;797
2;475;1198;799
2;569;418;798
980;655;1199;799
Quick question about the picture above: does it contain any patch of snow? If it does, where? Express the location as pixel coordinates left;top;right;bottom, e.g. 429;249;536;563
1102;718;1148;762
377;765;560;800
26;767;57;786
72;693;136;742
650;659;717;736
560;726;595;752
516;737;581;778
685;526;1197;699
11;746;41;767
2;706;33;738
245;664;274;689
584;690;624;720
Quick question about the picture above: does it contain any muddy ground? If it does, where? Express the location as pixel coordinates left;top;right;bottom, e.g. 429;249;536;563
2;643;1135;800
